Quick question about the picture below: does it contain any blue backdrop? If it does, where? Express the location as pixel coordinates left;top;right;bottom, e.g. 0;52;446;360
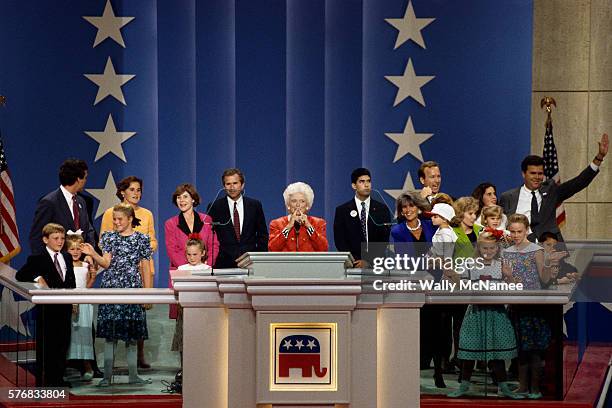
0;0;533;287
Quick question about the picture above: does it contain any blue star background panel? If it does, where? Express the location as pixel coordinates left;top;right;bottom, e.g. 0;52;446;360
1;0;532;289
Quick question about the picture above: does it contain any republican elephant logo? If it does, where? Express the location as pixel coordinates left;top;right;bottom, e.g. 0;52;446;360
278;334;328;378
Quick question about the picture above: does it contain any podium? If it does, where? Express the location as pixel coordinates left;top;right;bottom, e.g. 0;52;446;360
172;253;424;408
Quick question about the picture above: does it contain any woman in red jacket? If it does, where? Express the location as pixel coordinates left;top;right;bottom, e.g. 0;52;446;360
268;182;328;252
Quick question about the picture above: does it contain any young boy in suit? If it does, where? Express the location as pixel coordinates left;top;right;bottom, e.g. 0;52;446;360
16;223;76;387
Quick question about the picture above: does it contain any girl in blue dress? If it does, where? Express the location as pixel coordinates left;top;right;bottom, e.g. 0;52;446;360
501;214;556;399
82;203;152;387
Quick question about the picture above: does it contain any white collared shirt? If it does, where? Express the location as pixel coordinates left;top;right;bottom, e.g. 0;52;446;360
354;196;371;242
44;246;67;281
227;195;244;234
60;185;77;220
516;185;542;234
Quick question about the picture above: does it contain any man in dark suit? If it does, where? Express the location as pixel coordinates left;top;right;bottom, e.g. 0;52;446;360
16;223;76;387
334;168;392;267
500;133;608;241
206;168;268;268
29;159;96;255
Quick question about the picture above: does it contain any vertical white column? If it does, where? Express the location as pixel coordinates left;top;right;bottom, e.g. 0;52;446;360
183;307;228;408
377;308;420;408
350;308;378;408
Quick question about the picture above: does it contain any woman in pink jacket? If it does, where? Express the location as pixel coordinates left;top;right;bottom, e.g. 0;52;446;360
165;183;219;318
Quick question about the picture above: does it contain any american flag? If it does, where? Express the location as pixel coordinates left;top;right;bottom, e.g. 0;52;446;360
543;119;566;226
0;133;20;262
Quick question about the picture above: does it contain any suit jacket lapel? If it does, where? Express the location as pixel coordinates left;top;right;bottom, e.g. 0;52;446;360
348;200;362;234
240;198;252;237
368;201;381;229
508;188;520;215
44;252;63;286
56;189;76;230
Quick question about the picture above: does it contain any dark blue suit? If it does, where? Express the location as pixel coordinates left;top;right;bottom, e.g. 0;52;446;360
29;188;96;255
16;252;76;386
206;195;268;268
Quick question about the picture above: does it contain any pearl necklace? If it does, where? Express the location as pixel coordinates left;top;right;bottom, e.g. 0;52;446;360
406;218;421;231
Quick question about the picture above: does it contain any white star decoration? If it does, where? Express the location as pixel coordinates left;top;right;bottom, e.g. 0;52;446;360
85;114;136;162
385;117;433;163
0;286;35;337
295;339;303;350
385;0;435;49
384;172;417;200
83;0;135;48
307;339;316;350
84;57;135;106
283;339;292;350
86;171;120;219
385;59;434;107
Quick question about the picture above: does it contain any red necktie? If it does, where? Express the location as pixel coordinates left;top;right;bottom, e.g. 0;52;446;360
72;195;80;229
54;253;64;281
233;202;240;241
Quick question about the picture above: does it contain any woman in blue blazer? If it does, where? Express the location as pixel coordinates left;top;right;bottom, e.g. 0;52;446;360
390;191;437;251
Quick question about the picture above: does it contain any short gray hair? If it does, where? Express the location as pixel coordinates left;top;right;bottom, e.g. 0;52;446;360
283;182;314;209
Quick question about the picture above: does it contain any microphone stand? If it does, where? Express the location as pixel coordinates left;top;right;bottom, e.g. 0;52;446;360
370;189;399;227
205;187;239;275
204;188;228;276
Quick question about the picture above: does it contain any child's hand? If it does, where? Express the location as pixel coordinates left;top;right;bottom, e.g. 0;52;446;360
80;243;95;256
143;304;153;310
34;277;49;288
72;304;79;315
501;259;513;278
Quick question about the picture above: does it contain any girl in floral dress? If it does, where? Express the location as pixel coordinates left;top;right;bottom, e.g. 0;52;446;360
82;203;152;387
501;214;556;399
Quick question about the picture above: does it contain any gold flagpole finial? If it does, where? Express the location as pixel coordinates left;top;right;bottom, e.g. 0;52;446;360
540;96;556;127
540;96;556;113
0;95;6;107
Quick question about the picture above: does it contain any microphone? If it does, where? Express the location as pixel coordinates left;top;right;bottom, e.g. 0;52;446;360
294;221;300;251
370;189;399;227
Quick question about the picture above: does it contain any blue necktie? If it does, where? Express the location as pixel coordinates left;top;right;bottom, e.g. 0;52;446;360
360;202;367;242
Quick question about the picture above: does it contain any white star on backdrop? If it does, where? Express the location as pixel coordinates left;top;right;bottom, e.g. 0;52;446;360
85;114;136;162
83;0;135;48
0;286;35;337
306;339;316;350
283;339;292;350
86;171;120;219
84;57;135;106
385;58;434;107
384;172;417;200
385;116;433;163
385;0;435;49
